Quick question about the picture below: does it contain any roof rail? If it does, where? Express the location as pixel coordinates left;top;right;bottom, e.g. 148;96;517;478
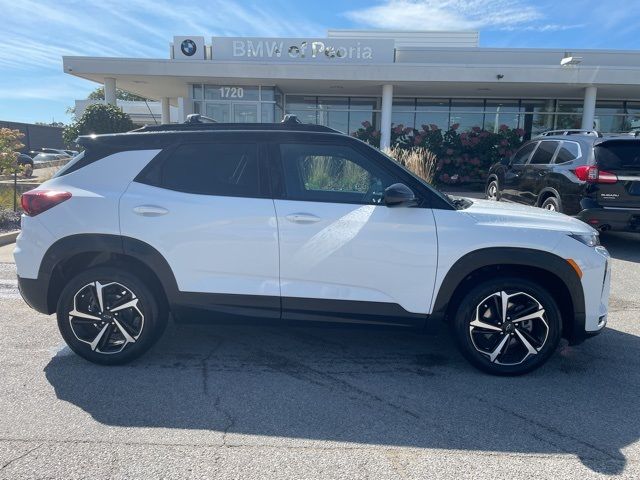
132;114;340;134
185;113;217;124
538;129;603;137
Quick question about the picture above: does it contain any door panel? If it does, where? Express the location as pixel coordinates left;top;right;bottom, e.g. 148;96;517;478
273;141;438;317
275;200;438;315
121;182;279;297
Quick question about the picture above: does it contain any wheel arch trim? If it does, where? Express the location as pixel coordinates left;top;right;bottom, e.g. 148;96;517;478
36;234;179;313
430;247;586;341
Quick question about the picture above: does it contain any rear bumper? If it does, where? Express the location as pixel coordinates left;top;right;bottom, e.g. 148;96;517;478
17;274;52;315
577;202;640;232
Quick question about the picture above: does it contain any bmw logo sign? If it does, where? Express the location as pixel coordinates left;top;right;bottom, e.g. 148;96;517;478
181;39;197;57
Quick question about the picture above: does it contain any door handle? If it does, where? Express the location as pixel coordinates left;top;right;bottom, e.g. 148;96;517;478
133;205;169;217
285;213;321;224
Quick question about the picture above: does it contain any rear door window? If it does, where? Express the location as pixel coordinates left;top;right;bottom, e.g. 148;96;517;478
554;141;581;164
529;141;559;165
595;141;640;171
160;143;261;197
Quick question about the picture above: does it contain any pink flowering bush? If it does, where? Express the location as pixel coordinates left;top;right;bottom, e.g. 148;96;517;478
353;123;525;184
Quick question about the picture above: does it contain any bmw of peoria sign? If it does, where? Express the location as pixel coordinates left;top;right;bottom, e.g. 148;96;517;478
211;37;394;63
173;36;205;60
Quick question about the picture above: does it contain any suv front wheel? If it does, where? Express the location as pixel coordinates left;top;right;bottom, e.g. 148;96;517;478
56;266;167;365
486;178;500;201
452;277;561;375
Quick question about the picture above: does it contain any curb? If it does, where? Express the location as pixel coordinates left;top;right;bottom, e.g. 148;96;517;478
0;230;19;247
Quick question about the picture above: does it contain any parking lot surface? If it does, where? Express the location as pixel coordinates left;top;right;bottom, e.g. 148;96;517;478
0;233;639;479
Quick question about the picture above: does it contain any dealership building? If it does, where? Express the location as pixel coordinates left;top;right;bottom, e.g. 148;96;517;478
64;30;640;148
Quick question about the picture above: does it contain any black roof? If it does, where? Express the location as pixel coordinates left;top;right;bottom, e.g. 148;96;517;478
133;121;339;134
77;123;345;149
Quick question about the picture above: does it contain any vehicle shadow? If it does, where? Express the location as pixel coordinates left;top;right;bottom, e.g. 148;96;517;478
44;322;640;475
601;232;640;263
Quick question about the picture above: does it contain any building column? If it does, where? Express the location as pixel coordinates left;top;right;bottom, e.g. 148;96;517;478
104;77;117;106
161;97;171;124
581;86;597;130
177;97;186;122
380;84;394;150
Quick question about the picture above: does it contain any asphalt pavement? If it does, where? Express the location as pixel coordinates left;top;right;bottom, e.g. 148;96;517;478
0;232;639;479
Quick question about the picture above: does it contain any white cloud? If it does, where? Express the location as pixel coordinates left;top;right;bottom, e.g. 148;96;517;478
343;0;567;31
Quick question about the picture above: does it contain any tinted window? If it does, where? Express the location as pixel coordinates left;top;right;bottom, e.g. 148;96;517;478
512;142;537;164
161;143;260;196
595;141;640;170
555;141;581;163
529;141;559;165
280;143;396;204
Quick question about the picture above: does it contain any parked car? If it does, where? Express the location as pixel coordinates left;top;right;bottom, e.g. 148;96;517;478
486;129;640;232
31;153;64;164
17;153;34;177
64;150;79;157
14;118;611;375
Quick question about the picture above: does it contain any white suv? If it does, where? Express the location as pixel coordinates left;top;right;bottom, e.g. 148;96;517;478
14;119;611;375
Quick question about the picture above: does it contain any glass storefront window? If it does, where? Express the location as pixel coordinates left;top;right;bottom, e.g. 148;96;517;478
349;97;377;133
391;99;416;128
193;84;203;100
206;103;230;123
415;99;450;130
556;100;583;130
626;102;640;131
450;100;485;131
484;100;520;131
261;87;275;102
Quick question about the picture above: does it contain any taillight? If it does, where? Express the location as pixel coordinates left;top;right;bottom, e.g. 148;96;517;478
20;190;72;216
573;165;618;184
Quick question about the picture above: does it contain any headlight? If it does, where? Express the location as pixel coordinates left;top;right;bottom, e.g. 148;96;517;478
569;233;600;247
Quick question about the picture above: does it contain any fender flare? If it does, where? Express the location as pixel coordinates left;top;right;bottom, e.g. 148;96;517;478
537;186;561;207
40;234;180;309
430;247;585;339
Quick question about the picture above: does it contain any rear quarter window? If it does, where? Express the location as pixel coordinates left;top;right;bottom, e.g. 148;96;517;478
595;141;640;170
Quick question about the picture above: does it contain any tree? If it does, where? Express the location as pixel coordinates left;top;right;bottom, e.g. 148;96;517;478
63;103;134;147
87;86;147;102
0;128;25;175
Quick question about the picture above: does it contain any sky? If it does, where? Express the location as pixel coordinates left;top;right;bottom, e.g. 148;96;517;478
1;0;638;124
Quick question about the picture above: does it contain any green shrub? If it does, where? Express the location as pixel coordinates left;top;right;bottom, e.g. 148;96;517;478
63;103;134;147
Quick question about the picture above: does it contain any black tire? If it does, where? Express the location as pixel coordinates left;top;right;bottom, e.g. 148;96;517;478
486;178;500;201
56;266;168;365
541;196;561;213
451;277;561;376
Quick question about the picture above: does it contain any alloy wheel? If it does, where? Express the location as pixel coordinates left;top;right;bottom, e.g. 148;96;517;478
469;290;549;366
68;281;144;354
487;182;498;200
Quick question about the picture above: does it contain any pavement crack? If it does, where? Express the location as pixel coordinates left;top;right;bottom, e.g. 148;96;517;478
0;443;42;471
470;395;626;463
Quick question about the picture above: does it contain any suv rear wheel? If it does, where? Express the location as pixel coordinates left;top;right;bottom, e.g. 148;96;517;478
452;277;561;375
56;266;167;365
486;179;500;201
541;196;561;213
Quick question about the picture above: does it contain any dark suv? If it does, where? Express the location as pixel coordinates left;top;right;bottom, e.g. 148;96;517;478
486;130;640;232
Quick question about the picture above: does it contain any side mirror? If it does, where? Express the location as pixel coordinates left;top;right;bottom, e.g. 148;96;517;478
383;183;418;207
